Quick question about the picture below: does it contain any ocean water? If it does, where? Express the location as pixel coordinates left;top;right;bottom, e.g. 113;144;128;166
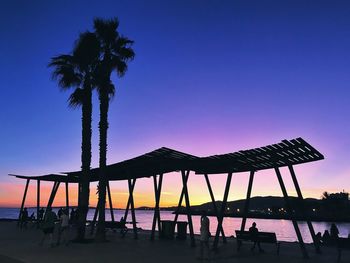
2;207;350;243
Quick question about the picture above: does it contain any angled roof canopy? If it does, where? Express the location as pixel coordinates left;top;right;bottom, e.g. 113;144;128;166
194;137;324;174
9;173;80;183
9;138;324;182
65;147;200;181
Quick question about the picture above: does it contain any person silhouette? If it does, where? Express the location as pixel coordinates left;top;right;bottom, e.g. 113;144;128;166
322;230;331;245
249;222;264;253
330;223;339;240
199;211;211;260
20;207;28;229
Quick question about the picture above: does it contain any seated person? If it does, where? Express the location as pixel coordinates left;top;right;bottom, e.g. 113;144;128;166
322;230;331;245
249;222;264;253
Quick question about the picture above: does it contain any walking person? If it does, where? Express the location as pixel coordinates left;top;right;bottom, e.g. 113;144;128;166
198;211;211;261
57;209;70;246
39;208;57;247
20;207;28;229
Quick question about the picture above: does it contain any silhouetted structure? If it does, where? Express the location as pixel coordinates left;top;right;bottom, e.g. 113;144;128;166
10;137;323;258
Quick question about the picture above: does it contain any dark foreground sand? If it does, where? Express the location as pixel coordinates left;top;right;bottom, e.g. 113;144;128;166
0;221;348;263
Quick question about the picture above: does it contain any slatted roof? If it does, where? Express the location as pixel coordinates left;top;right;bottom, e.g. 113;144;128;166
8;173;79;183
194;137;324;174
65;147;199;181
9;138;324;182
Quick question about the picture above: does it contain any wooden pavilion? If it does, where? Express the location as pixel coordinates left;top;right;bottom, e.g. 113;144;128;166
10;137;324;258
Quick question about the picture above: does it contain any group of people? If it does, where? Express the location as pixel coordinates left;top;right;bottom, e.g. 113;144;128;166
18;207;40;229
39;207;71;247
19;207;80;247
315;223;340;245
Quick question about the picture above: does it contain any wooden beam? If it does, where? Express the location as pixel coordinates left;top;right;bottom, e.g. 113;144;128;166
204;173;226;243
174;170;190;224
90;199;100;235
18;179;30;226
288;165;320;253
128;178;138;239
151;174;163;240
47;182;60;210
275;167;308;259
181;170;195;247
124;179;136;221
240;171;255;231
65;181;69;211
36;180;40;226
213;172;232;250
107;181;115;222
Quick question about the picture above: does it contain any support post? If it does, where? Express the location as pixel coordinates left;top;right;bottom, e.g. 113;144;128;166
240;171;255;231
289;165;320;253
36;180;40;226
204;173;226;243
128;178;138;239
46;182;60;210
174;170;190;224
18;179;30;226
275;167;308;259
90;199;100;235
151;174;163;240
213;172;232;250
124;179;136;221
107;181;115;222
65;181;69;211
181;170;195;247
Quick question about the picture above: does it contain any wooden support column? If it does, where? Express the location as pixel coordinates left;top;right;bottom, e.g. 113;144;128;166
174;170;190;224
18;179;30;225
90;198;100;235
124;179;136;221
181;170;195;247
46;181;60;210
289;165;320;253
213;172;232;250
128;178;138;239
36;180;40;226
107;181;115;222
240;171;255;231
275;167;308;259
151;174;163;240
65;181;69;211
204;173;226;243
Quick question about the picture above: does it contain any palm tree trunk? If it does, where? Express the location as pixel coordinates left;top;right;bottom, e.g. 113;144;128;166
95;90;109;242
76;86;92;241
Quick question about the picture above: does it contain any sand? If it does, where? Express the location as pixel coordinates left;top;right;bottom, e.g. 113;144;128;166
0;221;348;263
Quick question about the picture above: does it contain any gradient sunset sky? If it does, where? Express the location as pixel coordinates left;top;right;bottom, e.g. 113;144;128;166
1;0;350;208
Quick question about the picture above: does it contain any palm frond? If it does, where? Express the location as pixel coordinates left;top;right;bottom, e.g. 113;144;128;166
73;31;100;70
68;88;85;108
49;55;82;89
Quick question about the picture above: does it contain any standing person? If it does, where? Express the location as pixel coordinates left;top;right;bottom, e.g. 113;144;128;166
330;223;339;239
20;208;28;229
38;208;44;221
57;209;70;246
249;222;264;253
39;208;57;247
198;211;211;260
330;223;339;244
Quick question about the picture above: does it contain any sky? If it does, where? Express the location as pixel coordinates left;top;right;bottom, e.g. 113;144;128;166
0;0;350;208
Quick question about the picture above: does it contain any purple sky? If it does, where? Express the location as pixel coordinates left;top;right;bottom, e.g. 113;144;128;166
1;0;350;207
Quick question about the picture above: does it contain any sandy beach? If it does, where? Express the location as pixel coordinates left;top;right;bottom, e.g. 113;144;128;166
0;221;348;263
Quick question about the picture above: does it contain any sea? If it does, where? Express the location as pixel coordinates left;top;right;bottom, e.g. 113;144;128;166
2;207;350;243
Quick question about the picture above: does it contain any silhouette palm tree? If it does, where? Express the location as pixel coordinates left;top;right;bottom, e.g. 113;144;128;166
49;32;100;241
93;18;135;241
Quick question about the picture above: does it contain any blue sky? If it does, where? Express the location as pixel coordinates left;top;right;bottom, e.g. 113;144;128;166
1;0;350;206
